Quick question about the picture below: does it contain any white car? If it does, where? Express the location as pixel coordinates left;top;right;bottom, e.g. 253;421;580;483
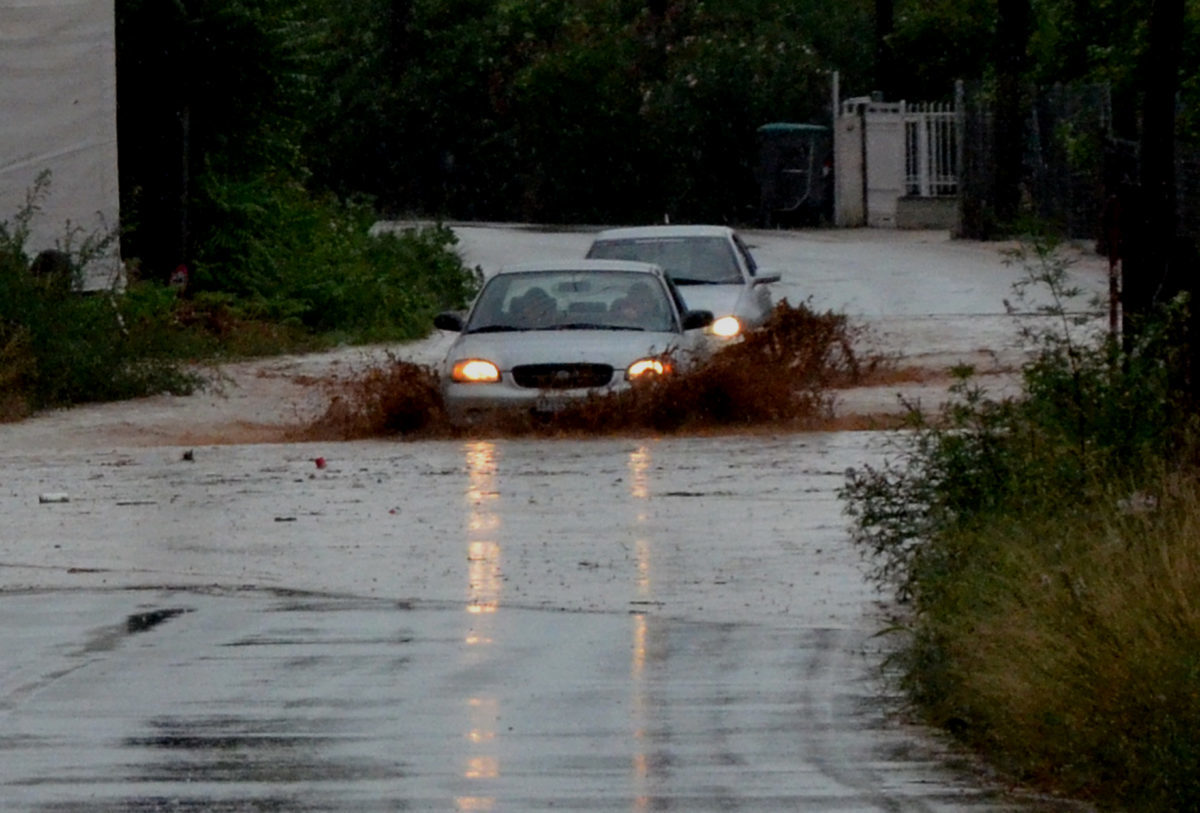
585;225;780;339
433;260;714;426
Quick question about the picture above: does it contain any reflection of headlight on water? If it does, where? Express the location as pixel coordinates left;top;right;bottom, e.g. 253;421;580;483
709;315;741;338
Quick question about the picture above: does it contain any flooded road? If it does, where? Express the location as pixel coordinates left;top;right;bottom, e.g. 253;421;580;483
2;435;1072;811
0;226;1106;810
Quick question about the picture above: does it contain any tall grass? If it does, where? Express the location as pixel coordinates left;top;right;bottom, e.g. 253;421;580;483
927;476;1200;807
842;238;1200;809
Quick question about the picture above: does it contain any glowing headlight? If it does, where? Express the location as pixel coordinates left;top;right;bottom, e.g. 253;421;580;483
626;358;670;379
451;359;500;383
710;315;742;338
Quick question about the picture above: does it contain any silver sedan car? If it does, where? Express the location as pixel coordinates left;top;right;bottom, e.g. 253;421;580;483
433;260;713;426
585;225;780;340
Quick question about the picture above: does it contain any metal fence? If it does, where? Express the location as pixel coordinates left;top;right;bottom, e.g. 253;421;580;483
1029;83;1113;239
959;80;1114;239
957;80;997;237
934;80;1200;252
1178;144;1200;247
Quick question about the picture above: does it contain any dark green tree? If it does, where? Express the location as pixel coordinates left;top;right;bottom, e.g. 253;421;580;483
992;0;1032;227
1121;0;1187;352
117;0;306;280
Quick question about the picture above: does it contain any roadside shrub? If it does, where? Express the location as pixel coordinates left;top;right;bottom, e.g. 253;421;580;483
190;172;479;342
0;189;200;417
2;169;479;420
0;278;202;415
307;353;447;440
841;238;1200;808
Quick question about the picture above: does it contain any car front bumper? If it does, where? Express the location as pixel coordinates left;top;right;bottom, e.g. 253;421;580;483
442;379;631;427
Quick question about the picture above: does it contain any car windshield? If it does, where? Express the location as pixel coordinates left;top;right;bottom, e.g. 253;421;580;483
464;270;675;333
587;236;743;284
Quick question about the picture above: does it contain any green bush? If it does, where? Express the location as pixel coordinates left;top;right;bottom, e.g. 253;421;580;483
0;222;200;417
841;238;1200;808
190;172;478;341
1;171;479;418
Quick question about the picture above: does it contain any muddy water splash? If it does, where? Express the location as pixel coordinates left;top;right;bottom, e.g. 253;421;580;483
304;301;878;440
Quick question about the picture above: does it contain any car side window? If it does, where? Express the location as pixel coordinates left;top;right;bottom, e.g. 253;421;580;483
733;234;758;276
464;278;511;329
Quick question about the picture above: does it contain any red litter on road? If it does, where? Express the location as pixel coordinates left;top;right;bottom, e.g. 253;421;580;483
314;457;326;469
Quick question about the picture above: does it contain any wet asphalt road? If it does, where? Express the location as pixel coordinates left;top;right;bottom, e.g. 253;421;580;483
2;591;980;812
1;435;1069;811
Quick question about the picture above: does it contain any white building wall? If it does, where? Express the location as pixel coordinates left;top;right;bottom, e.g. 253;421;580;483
0;0;121;289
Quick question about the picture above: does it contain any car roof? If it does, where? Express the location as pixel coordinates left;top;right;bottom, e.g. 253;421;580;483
494;259;666;277
590;224;736;241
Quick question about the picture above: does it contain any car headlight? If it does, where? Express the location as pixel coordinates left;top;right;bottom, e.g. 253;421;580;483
451;359;500;383
709;315;741;338
626;358;670;380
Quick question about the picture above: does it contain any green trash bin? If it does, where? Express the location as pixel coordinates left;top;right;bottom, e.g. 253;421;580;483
755;122;832;227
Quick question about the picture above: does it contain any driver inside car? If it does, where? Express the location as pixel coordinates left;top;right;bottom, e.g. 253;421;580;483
609;281;661;327
509;287;558;328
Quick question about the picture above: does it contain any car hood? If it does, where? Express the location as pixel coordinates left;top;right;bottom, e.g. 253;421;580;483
445;329;684;371
673;284;750;319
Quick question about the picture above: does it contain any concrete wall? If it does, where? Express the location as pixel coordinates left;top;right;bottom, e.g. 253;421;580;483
895;197;959;230
834;108;865;226
835;101;907;228
863;107;905;228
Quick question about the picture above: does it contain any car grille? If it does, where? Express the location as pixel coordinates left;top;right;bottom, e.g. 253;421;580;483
512;363;614;390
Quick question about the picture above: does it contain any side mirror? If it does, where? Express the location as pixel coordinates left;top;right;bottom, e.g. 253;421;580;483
682;309;714;331
753;272;781;285
434;311;464;332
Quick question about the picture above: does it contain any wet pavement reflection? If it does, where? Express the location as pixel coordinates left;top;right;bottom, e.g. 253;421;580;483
462;440;500;811
0;434;1079;811
2;590;1047;812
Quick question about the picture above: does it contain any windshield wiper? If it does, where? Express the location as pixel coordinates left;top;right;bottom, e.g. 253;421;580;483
670;276;730;285
553;322;646;331
467;324;526;334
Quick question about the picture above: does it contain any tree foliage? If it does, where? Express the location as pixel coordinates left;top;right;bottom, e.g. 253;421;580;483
114;0;1200;260
118;0;877;237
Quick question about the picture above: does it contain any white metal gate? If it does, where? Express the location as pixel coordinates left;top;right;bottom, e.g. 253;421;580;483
904;102;958;197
